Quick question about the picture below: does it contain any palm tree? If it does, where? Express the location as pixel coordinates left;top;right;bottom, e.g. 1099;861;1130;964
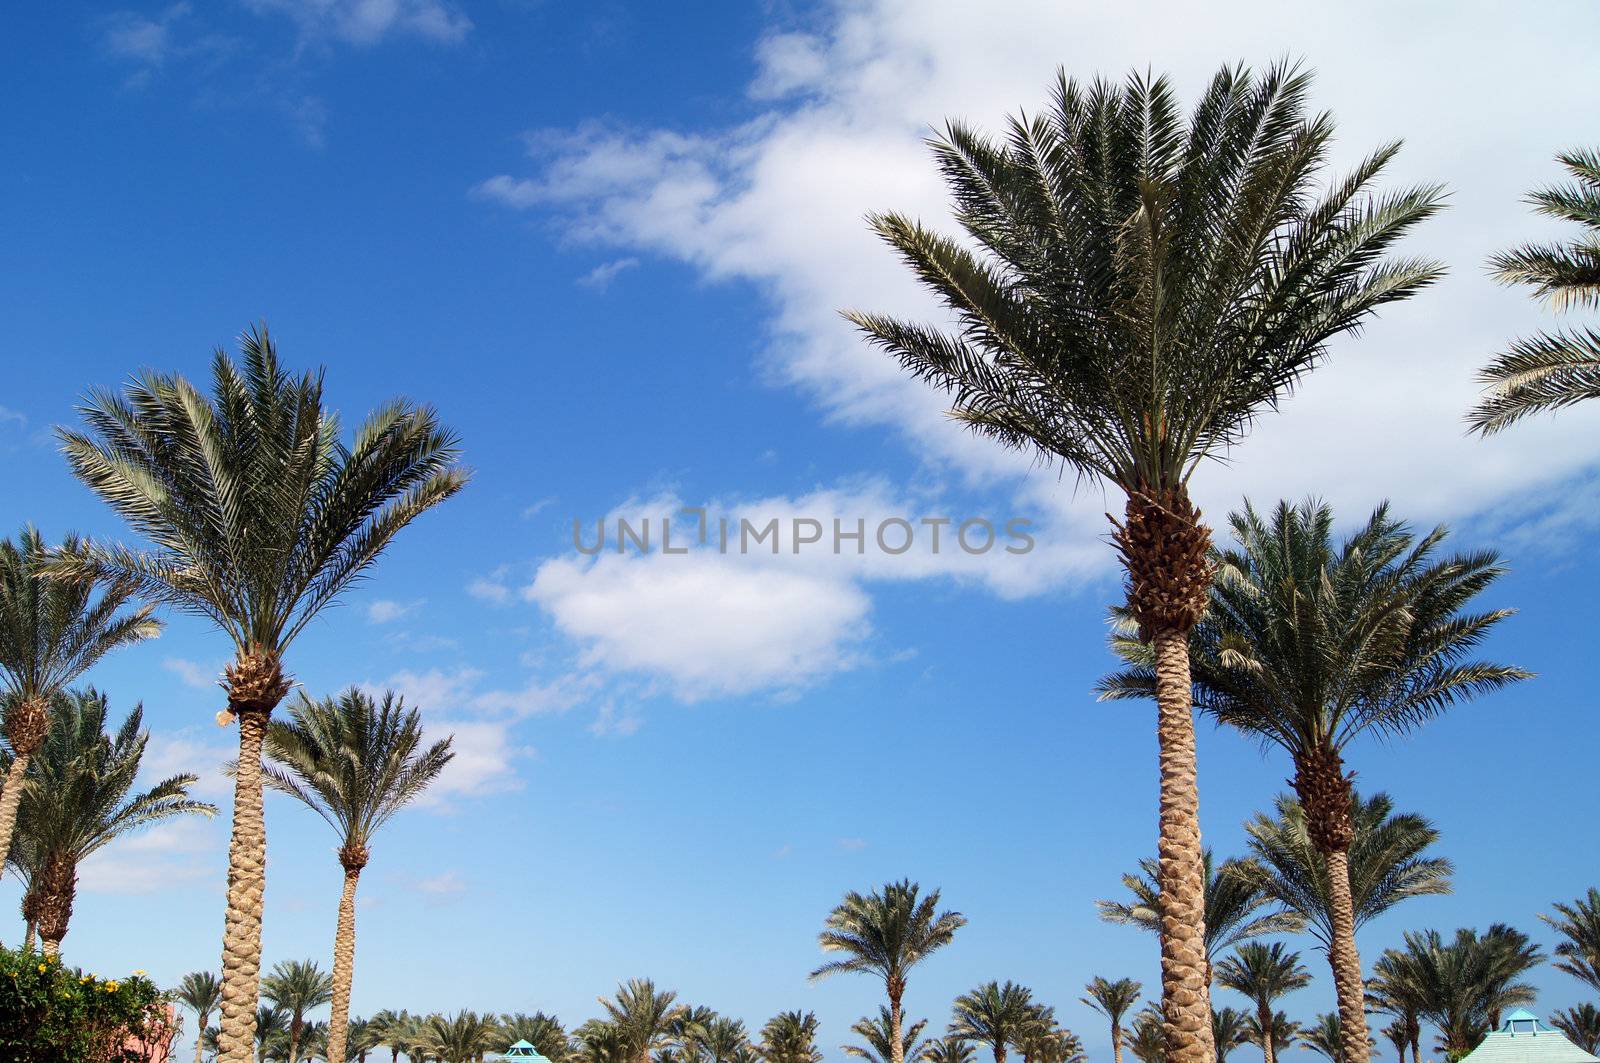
262;960;334;1063
1366;956;1427;1063
1215;943;1310;1063
502;1013;571;1062
699;1017;753;1063
368;1010;412;1063
1470;148;1600;433
923;1039;976;1063
1303;1015;1350;1063
1102;499;1525;1063
180;973;225;1063
1244;1011;1300;1062
760;1012;822;1063
262;688;453;1063
346;1017;380;1063
1378;1021;1411;1063
948;982;1036;1063
1370;926;1543;1060
12;688;216;955
1210;1009;1249;1063
1551;1005;1600;1055
853;61;1443;1063
846;1007;930;1063
600;980;685;1063
54;326;467;1061
417;1011;500;1063
1097;850;1303;980
1127;1007;1166;1063
1542;888;1600;994
0;526;159;877
577;1019;633;1063
1013;1015;1084;1063
1081;977;1142;1063
256;1006;290;1063
810;880;966;1063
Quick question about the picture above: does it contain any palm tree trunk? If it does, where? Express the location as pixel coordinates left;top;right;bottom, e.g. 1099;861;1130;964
993;1043;1006;1063
37;851;76;959
1257;1002;1276;1063
326;849;369;1063
1152;628;1216;1063
289;1015;303;1063
218;707;270;1063
888;977;906;1063
22;918;37;952
0;695;50;879
196;1015;210;1063
1110;1023;1122;1063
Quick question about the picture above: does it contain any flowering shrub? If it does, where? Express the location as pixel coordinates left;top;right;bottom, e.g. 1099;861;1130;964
0;945;176;1062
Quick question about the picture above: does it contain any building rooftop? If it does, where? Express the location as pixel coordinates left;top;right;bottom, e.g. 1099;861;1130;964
1459;1011;1599;1063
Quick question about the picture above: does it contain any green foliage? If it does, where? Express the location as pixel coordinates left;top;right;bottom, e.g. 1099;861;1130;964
0;946;173;1063
1542;887;1600;994
1096;849;1302;963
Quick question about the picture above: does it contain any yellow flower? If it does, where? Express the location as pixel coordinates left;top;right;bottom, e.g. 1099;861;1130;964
132;968;147;976
105;981;119;992
37;964;46;972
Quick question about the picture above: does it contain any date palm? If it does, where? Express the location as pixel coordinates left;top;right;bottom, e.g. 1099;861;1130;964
1541;888;1600;994
263;959;334;1063
1081;977;1142;1063
12;688;216;956
369;1010;413;1063
256;1006;290;1063
1378;1020;1411;1063
0;526;159;878
1104;500;1520;1063
852;61;1443;1063
1215;943;1310;1063
923;1039;976;1063
578;1019;632;1063
262;688;453;1063
417;1011;500;1063
1014;1014;1084;1063
502;1013;571;1062
53;326;467;1061
1551;1005;1600;1055
1097;850;1302;982
1303;1014;1358;1063
1127;1007;1166;1063
179;972;224;1063
347;1017;380;1063
760;1012;823;1063
700;1017;753;1063
811;880;965;1063
1370;926;1542;1059
1210;1009;1249;1063
600;980;685;1063
948;982;1036;1063
846;1007;929;1063
1244;1011;1300;1062
1470;148;1600;433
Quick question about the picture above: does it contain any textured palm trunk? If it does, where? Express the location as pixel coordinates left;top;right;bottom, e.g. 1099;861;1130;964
992;1043;1006;1063
195;1016;211;1063
1110;1024;1123;1063
1152;628;1215;1063
218;707;270;1062
0;696;50;878
22;920;37;952
886;975;906;1063
36;850;77;958
325;847;369;1063
1256;1002;1276;1063
1295;747;1369;1063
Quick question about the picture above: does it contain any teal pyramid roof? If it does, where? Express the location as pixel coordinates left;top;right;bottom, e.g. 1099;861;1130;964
503;1041;553;1061
1458;1012;1598;1063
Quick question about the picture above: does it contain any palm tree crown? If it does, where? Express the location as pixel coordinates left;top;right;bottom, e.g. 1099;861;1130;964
11;688;215;955
845;1007;929;1063
178;971;224;1063
262;959;334;1063
1471;147;1600;432
1542;888;1600;994
1081;977;1142;1063
1551;1005;1600;1055
760;1011;823;1063
1369;925;1543;1059
600;979;685;1063
1215;943;1309;1063
948;981;1036;1063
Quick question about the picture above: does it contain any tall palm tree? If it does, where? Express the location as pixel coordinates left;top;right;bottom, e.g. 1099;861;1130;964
0;526;159;875
262;688;453;1063
1244;1011;1300;1063
846;1007;930;1063
810;880;966;1063
1210;1009;1249;1063
501;1013;571;1062
948;982;1036;1063
1104;501;1521;1063
1097;850;1303;980
256;1006;290;1063
600;980;685;1063
1215;943;1310;1063
1081;977;1142;1063
12;688;216;955
852;61;1443;1063
760;1011;822;1063
1470;148;1600;433
1551;1005;1600;1055
180;972;225;1063
1378;1021;1411;1063
924;1039;976;1063
1366;958;1427;1063
262;959;334;1063
1542;888;1600;994
54;326;467;1061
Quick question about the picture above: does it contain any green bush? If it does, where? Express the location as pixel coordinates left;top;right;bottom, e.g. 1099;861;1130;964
0;944;176;1062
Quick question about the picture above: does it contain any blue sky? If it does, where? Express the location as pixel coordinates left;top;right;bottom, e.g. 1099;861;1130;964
4;1;1600;1060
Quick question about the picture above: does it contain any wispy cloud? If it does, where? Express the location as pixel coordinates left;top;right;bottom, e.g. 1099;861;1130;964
163;657;220;691
243;0;472;46
366;598;423;624
577;257;640;291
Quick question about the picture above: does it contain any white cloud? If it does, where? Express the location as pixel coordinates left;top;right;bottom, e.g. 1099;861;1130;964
366;597;422;624
244;0;472;45
416;869;466;896
78;818;219;895
140;729;235;799
577;257;640;291
101;4;189;66
479;0;1600;573
163;657;220;691
467;574;514;604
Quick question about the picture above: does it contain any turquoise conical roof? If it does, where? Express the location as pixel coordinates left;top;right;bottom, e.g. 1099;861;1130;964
1458;1011;1598;1063
503;1041;553;1061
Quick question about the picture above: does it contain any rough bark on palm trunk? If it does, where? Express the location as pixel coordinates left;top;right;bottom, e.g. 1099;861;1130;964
36;850;76;958
1115;487;1216;1063
1110;1024;1123;1063
0;696;50;877
1294;747;1369;1063
1256;1002;1276;1063
195;1015;211;1063
217;652;290;1063
325;845;369;1063
887;977;906;1063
